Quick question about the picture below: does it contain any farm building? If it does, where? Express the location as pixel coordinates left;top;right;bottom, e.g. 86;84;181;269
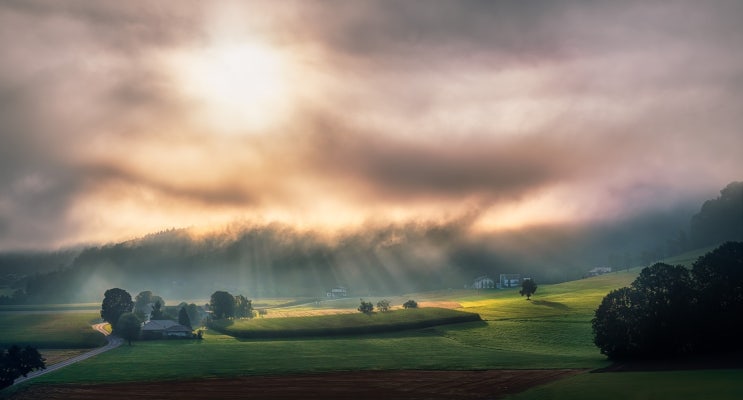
471;276;495;289
141;319;192;339
326;286;348;298
499;274;521;288
587;267;612;276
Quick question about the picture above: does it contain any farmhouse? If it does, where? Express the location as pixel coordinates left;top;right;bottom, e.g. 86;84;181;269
471;276;495;289
587;267;612;276
326;286;348;298
141;319;192;339
499;274;521;288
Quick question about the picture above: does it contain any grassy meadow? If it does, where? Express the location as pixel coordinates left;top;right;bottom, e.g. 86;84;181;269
8;255;741;398
23;268;644;385
505;370;743;400
0;312;106;349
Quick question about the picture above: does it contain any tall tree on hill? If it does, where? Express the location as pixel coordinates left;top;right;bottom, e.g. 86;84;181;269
234;295;254;318
178;306;192;329
519;278;537;300
101;288;133;331
0;345;46;389
210;291;235;319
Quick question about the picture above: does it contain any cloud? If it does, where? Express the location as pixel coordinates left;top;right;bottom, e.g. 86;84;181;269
1;1;743;250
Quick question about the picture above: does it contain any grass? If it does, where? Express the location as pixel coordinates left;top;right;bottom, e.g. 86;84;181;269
505;370;743;400
9;246;741;399
211;308;482;338
0;312;106;349
0;303;100;312
25;273;640;385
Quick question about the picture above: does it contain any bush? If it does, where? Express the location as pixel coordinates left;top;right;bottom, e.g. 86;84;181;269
376;299;391;312
402;300;418;309
358;299;374;314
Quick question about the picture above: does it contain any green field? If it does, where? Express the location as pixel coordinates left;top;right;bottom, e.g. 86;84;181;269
8;255;742;398
211;307;482;338
23;270;643;385
0;312;106;349
506;370;743;400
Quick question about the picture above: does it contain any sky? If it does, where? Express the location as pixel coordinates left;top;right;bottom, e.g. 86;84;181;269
1;0;742;251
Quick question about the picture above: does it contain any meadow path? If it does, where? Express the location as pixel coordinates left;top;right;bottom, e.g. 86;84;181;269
12;323;122;386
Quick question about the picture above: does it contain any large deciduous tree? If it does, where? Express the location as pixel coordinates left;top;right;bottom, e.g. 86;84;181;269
101;288;134;331
116;312;141;346
210;291;235;319
593;262;697;360
234;295;254;318
0;345;46;389
691;241;743;350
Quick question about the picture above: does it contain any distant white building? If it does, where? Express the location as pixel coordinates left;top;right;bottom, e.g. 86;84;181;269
472;276;495;289
326;286;348;298
499;274;521;288
588;267;612;277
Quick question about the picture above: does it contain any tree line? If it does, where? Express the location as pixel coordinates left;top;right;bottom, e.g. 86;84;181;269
592;241;743;360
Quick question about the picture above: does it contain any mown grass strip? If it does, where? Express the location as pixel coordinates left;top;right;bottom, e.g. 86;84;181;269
210;308;482;339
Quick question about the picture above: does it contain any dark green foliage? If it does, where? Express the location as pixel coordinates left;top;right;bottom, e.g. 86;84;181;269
116;312;141;346
520;278;537;300
210;291;235;319
149;301;165;320
234;295;254;319
185;303;203;327
0;345;46;389
100;288;133;331
691;241;743;350
403;299;418;309
134;291;165;320
376;299;391;312
178;307;192;329
593;263;694;359
593;242;743;360
691;182;743;247
358;299;374;314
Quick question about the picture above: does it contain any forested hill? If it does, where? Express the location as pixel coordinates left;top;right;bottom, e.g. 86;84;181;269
2;181;742;304
691;181;743;247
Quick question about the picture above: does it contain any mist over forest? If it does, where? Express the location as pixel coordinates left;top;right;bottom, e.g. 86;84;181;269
0;181;738;304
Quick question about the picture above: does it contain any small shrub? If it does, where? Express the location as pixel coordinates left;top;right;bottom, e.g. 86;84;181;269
358;299;374;314
403;300;418;309
377;299;391;312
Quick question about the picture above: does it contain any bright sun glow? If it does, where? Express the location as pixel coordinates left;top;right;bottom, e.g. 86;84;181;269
171;42;290;133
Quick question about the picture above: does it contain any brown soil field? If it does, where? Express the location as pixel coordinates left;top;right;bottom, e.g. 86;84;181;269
9;369;583;400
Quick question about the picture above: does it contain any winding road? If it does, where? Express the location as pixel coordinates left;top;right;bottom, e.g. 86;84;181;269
12;323;123;386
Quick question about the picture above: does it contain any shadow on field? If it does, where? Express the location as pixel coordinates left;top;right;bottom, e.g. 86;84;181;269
593;352;743;373
531;300;570;311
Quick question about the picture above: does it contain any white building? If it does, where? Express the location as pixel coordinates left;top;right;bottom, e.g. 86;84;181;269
472;276;495;289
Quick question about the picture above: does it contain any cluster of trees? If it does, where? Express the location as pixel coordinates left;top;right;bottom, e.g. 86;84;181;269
357;298;418;314
691;181;743;247
100;288;204;345
592;241;743;360
0;345;46;389
209;291;254;319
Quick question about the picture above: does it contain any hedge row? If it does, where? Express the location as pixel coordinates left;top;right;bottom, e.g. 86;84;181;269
209;309;482;339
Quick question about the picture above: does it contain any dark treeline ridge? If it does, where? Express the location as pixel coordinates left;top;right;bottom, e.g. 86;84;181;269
593;241;743;360
1;181;741;304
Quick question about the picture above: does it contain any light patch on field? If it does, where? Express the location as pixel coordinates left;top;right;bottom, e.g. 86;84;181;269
41;349;90;366
260;309;357;319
